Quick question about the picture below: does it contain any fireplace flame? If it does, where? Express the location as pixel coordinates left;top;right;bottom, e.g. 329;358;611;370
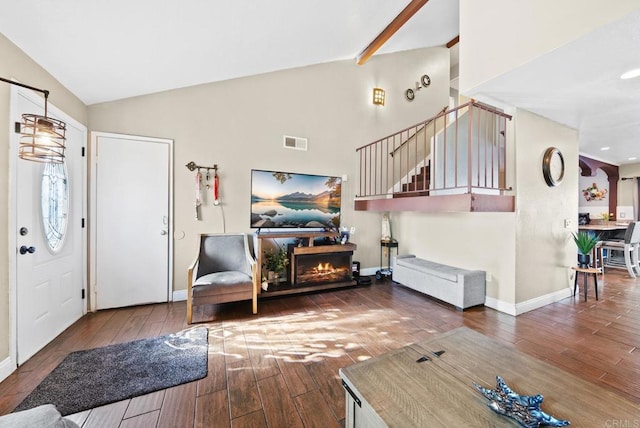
315;262;335;273
316;263;334;272
296;256;351;285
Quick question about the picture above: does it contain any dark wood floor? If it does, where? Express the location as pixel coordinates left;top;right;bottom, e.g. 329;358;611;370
1;270;639;427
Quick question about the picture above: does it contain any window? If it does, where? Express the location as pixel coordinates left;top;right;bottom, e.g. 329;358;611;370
41;162;69;252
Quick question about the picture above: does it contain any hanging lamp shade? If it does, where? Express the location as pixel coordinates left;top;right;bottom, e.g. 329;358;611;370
0;76;67;163
19;114;66;163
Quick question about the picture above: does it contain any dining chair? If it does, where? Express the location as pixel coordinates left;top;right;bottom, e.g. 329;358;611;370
601;221;640;278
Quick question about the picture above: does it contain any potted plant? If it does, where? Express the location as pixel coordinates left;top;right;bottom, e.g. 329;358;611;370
572;231;600;267
263;244;289;283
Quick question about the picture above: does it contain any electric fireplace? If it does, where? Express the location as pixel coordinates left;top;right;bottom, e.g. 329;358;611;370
294;252;352;286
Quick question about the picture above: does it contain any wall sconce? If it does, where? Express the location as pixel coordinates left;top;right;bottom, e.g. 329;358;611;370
1;77;66;163
372;88;385;106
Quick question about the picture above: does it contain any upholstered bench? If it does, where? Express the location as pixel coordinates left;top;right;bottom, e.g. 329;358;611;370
392;255;486;310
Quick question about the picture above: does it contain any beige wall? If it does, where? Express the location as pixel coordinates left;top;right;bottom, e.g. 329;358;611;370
0;33;87;361
393;212;517;304
620;163;640;178
459;0;640;93
88;47;451;293
392;109;579;310
513;109;578;303
618;163;640;215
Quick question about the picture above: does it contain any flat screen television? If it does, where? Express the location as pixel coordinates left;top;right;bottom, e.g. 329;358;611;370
250;169;341;229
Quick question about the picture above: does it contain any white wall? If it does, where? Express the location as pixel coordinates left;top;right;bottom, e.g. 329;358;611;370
459;0;640;93
88;47;451;293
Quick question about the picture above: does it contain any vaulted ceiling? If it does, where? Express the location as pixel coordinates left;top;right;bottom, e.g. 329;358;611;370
1;1;639;165
0;0;458;105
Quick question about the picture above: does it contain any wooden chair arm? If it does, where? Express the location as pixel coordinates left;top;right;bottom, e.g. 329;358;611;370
186;258;199;324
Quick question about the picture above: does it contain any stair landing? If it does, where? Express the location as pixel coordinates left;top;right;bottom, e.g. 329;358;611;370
354;193;514;213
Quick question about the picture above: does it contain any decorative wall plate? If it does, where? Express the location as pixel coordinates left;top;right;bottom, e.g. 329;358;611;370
405;74;431;101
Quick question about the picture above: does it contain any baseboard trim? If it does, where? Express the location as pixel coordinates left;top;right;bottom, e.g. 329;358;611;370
484;288;572;316
515;287;572;315
172;289;187;302
0;357;16;383
484;297;516;316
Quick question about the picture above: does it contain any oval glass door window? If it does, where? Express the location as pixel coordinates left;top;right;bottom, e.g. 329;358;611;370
41;162;69;252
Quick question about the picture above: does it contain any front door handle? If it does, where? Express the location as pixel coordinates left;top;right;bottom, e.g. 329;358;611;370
19;246;36;255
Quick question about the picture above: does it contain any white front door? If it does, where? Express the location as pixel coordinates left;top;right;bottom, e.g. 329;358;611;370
91;132;172;310
12;88;86;365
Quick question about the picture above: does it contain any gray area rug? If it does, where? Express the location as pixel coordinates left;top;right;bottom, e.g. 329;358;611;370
14;327;208;416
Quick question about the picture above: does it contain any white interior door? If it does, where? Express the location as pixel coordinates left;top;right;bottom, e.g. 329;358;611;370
91;132;172;310
12;88;86;365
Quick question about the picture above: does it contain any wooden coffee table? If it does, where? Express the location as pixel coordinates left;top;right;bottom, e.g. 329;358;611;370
339;327;639;427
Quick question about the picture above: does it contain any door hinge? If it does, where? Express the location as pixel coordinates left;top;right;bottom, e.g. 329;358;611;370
81;218;85;228
14;122;21;133
81;147;85;157
81;289;86;299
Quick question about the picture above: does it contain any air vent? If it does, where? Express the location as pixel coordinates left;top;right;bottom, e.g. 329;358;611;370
283;135;308;151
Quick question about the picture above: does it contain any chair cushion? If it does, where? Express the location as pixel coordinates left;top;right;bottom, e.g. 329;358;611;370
193;271;253;297
395;257;459;282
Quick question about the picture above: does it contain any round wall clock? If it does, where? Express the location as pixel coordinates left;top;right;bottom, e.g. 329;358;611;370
542;147;564;187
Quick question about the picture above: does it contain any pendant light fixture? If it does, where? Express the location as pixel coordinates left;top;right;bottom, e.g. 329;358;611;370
1;77;66;163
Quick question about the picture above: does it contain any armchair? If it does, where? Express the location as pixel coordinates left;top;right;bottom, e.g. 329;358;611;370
187;233;258;324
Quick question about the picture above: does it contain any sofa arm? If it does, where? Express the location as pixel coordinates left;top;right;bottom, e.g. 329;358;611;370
0;404;79;428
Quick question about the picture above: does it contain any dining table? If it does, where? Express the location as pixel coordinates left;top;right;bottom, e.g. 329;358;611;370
578;221;628;239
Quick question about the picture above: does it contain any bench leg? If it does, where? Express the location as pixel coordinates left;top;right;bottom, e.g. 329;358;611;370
583;272;588;302
594;273;599;300
573;270;578;297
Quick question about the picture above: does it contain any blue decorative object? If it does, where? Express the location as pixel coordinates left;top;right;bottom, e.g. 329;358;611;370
473;376;570;427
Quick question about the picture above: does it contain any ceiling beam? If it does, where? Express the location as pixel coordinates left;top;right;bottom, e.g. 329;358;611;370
356;0;429;65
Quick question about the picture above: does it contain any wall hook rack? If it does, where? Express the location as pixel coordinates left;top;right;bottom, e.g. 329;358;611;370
186;161;218;172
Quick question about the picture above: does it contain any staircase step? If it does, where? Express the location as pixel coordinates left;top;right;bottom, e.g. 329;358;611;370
402;182;430;192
